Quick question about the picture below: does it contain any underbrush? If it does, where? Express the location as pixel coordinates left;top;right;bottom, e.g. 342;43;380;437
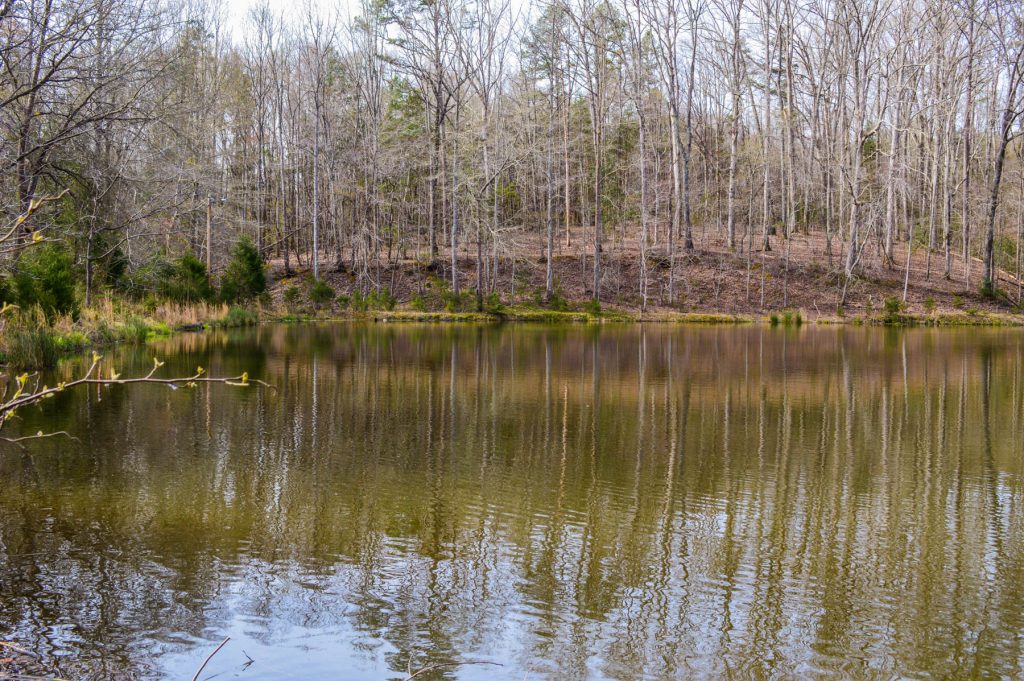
0;298;262;370
210;306;259;328
769;309;803;326
3;326;65;370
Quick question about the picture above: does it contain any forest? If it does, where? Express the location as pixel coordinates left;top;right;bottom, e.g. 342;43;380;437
2;0;1024;319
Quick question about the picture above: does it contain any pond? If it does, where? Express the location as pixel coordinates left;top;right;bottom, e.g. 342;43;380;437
2;323;1023;679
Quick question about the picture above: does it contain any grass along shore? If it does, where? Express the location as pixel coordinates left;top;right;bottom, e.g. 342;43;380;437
302;305;1022;327
0;299;259;371
2;287;1021;373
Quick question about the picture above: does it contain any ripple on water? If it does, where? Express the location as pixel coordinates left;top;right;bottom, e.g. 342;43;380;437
2;324;1024;679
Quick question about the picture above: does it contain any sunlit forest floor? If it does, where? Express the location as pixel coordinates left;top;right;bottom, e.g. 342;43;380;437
267;229;1024;320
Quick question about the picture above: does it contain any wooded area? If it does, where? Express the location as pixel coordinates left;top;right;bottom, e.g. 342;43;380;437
2;0;1023;311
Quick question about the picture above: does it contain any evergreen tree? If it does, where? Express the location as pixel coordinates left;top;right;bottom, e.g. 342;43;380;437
220;238;266;302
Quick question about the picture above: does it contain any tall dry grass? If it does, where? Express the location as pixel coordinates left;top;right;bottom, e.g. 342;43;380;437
1;297;259;370
152;301;231;327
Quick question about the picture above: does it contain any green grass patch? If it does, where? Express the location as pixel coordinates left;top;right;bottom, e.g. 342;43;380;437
121;316;152;343
211;306;259;328
2;326;85;370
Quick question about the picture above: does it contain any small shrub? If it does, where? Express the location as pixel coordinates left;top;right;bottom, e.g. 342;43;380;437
777;309;804;327
410;293;428;311
367;287;397;311
350;291;368;311
769;313;780;326
13;244;78;321
158;253;213;303
923;297;937;315
308;278;335;308
336;294;351;309
533;287;569;311
219;237;266;302
283;285;301;308
121;316;151;344
883;296;905;324
217;306;258;327
547;291;569;312
583;298;602;315
442;289;474;312
952;295;965;309
483;291;504;314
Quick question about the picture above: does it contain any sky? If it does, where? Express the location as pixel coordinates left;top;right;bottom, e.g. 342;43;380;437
223;0;531;40
223;0;359;39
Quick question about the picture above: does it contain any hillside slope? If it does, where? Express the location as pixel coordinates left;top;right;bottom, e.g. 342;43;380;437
267;231;1024;319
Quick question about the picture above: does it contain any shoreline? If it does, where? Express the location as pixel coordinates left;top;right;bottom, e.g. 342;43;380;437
3;302;1021;374
266;306;1024;328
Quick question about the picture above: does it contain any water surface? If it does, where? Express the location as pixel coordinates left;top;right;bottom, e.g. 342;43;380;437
2;323;1023;679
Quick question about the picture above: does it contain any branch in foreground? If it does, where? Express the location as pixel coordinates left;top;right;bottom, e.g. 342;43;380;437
1;354;274;446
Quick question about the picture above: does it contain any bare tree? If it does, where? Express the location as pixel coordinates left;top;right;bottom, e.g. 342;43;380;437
981;0;1024;294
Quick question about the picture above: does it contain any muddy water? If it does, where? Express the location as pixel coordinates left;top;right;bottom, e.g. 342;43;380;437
2;323;1023;679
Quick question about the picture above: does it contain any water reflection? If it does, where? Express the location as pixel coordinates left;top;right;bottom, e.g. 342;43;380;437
1;324;1023;679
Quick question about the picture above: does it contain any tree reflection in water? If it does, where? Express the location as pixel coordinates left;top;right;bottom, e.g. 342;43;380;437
1;324;1023;679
